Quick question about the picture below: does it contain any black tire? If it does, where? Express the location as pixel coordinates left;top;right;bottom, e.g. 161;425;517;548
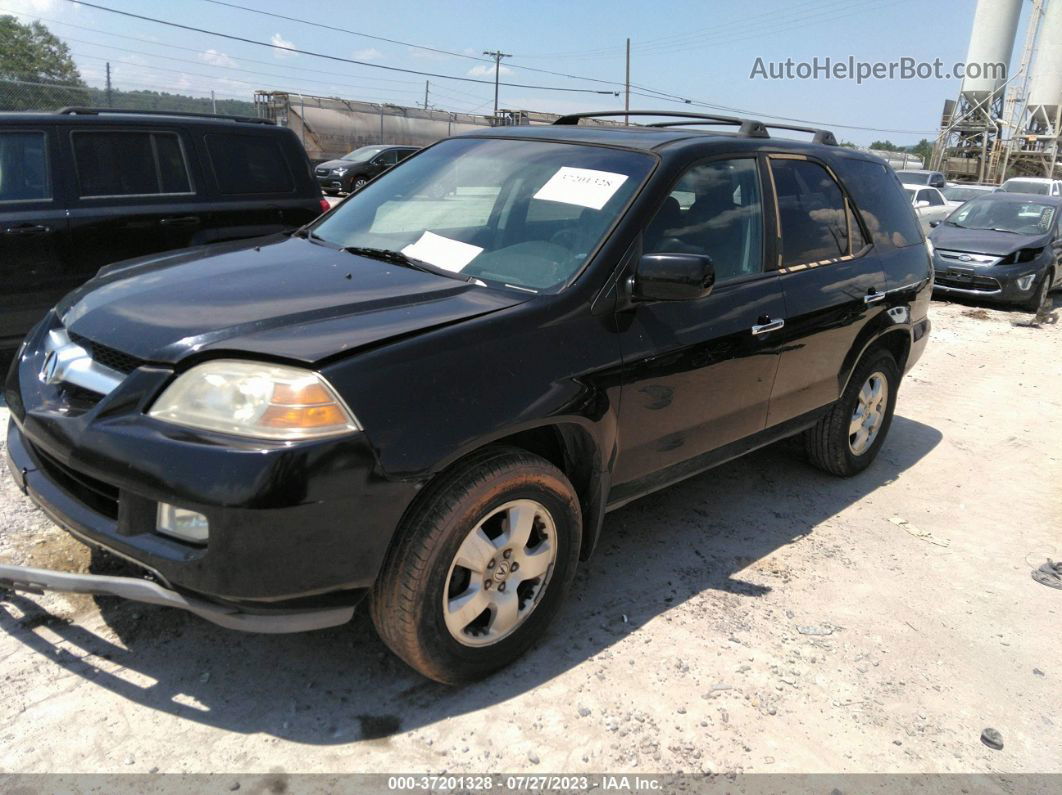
805;350;899;477
351;176;368;192
370;447;582;684
1022;270;1051;312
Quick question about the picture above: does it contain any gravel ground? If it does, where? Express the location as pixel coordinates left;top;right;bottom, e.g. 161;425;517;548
0;297;1060;776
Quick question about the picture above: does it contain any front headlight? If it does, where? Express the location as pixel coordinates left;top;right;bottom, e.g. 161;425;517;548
333;167;348;176
148;360;360;440
925;237;934;259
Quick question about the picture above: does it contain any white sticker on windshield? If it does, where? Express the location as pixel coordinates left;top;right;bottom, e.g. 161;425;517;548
401;231;483;272
533;167;629;210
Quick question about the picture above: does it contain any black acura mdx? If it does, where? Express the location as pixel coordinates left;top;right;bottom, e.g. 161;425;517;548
3;111;931;683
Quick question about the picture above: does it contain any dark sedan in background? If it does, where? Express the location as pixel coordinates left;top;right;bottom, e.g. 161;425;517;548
314;145;418;194
928;193;1062;311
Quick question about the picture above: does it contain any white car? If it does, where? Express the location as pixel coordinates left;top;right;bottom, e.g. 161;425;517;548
904;186;951;233
941;183;997;208
999;177;1062;197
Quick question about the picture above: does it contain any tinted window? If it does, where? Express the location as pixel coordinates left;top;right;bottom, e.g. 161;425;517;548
770;158;849;265
898;171;929;185
0;131;50;201
926;190;944;207
397;149;416;161
207;134;294;194
377;150;399;166
73;131;191;197
645;158;764;281
833;157;923;248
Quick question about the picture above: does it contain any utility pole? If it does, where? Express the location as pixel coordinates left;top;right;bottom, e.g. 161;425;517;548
424;80;430;110
482;49;511;119
211;89;217;114
105;62;112;107
624;38;630;125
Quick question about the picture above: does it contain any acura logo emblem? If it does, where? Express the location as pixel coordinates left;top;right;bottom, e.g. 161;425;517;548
39;349;62;384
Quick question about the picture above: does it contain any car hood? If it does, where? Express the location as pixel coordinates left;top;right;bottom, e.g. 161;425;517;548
56;235;529;365
316;159;354;171
927;225;1050;256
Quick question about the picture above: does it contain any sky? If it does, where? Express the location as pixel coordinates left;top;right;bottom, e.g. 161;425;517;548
2;0;1036;147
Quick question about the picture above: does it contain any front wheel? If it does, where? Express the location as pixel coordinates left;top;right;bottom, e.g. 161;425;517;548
351;176;368;192
805;351;899;477
1021;271;1051;312
370;448;581;684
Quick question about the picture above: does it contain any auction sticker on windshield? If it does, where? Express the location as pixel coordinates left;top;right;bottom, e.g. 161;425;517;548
533;167;629;210
402;231;484;272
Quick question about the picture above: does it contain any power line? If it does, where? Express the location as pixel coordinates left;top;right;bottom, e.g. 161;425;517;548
61;1;619;96
191;0;686;103
0;7;423;85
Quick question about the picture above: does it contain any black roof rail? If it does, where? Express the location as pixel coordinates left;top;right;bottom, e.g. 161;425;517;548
56;107;274;125
552;109;836;146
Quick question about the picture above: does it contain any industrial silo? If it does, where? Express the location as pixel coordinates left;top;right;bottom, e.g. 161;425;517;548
960;0;1022;104
1027;0;1062;127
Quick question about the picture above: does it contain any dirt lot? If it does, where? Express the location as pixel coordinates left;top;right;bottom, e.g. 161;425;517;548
1;297;1060;777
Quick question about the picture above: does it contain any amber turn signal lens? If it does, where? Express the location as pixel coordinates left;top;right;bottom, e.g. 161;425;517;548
259;404;349;429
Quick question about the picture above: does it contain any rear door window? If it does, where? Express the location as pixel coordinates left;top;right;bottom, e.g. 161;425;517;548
832;157;923;248
769;158;852;266
206;133;294;195
0;130;51;202
72;130;192;198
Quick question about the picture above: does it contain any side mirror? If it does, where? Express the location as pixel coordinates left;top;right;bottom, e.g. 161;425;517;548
929;220;942;228
633;253;715;301
915;200;930;208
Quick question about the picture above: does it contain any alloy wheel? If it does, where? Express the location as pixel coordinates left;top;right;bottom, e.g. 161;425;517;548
443;499;557;647
849;371;889;455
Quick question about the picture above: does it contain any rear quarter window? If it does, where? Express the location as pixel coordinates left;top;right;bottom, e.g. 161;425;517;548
206;133;294;195
833;157;923;248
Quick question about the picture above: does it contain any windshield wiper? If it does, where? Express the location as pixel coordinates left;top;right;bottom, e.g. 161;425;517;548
343;246;476;283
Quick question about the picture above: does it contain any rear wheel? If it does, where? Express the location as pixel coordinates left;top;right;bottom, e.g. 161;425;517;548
370;447;581;684
805;351;899;477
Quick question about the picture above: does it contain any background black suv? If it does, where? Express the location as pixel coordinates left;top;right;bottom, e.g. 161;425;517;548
314;144;419;194
0;107;327;352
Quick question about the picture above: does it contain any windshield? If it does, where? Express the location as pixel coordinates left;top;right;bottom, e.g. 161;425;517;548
943;186;991;203
898;172;929;185
948;197;1055;234
311;137;654;291
341;146;386;163
1001;179;1050;195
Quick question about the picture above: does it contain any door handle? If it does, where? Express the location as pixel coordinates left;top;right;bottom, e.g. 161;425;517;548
159;216;201;227
751;318;785;335
3;224;50;236
864;290;886;304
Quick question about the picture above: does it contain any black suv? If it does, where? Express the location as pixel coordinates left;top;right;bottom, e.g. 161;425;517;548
314;145;419;195
2;111;931;684
0;108;328;352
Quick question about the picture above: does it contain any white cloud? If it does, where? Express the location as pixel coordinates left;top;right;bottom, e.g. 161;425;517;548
271;33;296;58
352;47;383;61
467;64;513;79
199;49;238;68
409;47;450;61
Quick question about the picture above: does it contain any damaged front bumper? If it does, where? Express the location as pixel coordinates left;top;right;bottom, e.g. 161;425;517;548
0;564;355;633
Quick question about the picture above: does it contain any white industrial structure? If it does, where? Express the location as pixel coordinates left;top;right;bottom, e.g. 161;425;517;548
1002;0;1062;177
933;0;1023;182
